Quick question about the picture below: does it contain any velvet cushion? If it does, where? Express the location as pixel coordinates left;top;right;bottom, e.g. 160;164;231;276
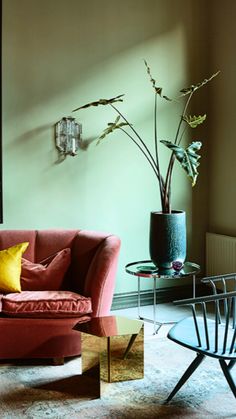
0;293;4;311
21;248;71;291
1;290;92;318
0;242;29;293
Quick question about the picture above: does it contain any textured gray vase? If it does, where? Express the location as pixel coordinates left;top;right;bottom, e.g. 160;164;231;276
149;210;186;270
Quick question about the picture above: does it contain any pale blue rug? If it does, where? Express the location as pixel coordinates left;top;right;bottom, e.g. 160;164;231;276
0;335;235;418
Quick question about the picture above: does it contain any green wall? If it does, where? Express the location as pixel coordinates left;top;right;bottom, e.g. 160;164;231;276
3;0;226;295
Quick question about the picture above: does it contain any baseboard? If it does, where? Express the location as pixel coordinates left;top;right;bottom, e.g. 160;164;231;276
111;283;209;311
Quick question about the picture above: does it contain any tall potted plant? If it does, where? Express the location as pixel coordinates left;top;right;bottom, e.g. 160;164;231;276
73;62;219;270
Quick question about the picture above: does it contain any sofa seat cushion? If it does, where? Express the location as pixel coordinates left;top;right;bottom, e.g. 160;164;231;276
21;248;71;291
1;291;92;318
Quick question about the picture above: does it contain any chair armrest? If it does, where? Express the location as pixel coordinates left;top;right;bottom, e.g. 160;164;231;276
173;290;236;306
201;273;236;283
201;273;236;295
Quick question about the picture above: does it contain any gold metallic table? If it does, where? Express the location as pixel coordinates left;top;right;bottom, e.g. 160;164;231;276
73;315;144;398
125;260;200;335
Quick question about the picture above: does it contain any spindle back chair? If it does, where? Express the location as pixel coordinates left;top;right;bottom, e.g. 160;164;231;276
166;273;236;401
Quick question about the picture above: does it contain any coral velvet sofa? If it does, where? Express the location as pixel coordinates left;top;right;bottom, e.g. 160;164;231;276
0;229;121;362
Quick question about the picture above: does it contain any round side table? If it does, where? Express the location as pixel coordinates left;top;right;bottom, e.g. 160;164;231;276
125;260;200;334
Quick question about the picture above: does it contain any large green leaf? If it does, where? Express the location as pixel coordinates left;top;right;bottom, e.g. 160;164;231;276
183;114;206;128
179;71;220;96
97;116;129;144
72;94;124;112
161;140;202;186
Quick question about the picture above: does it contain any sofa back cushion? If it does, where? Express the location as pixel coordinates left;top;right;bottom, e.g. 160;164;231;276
0;229;117;297
70;230;107;294
0;230;36;261
0;230;80;291
35;230;78;262
21;248;71;291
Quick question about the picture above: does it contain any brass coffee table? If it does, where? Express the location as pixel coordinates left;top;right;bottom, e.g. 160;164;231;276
73;315;144;398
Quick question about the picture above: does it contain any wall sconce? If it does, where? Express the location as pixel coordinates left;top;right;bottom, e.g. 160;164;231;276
55;117;82;157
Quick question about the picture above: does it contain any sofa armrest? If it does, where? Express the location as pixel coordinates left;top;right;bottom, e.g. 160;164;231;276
70;230;121;316
82;234;121;317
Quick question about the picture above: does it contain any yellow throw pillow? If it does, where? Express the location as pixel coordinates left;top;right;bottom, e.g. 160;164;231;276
0;242;29;293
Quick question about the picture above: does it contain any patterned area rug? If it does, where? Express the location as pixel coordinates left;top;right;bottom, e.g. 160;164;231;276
0;335;235;418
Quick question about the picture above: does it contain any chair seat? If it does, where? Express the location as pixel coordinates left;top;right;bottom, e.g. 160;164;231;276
168;316;236;360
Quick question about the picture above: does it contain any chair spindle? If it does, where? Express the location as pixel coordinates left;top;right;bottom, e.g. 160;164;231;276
229;328;236;354
202;302;210;350
215;300;219;353
210;280;221;323
191;304;201;347
222;297;232;354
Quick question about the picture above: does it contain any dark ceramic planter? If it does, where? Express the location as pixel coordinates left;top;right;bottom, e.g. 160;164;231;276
149;210;186;270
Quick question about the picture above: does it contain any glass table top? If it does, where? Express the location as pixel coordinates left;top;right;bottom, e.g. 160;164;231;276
73;315;143;337
125;260;200;279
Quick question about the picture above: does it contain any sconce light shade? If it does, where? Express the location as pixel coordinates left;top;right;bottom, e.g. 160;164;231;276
55;117;82;157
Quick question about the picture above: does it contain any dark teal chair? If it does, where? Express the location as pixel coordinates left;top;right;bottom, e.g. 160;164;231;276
166;273;236;401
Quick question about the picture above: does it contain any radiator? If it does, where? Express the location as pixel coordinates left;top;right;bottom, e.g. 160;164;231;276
206;232;236;276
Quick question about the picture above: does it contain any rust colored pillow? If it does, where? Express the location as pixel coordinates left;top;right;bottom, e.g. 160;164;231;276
0;293;4;311
21;248;71;291
1;290;92;318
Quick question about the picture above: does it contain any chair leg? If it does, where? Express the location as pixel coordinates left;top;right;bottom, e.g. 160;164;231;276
219;360;236;398
165;353;205;402
228;360;236;370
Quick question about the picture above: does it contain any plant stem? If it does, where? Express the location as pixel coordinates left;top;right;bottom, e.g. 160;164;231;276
174;91;193;145
119;128;161;182
177;125;187;146
154;94;165;210
111;104;159;176
163;91;194;212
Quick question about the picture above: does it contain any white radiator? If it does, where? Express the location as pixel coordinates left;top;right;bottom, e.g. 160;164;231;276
206;232;236;276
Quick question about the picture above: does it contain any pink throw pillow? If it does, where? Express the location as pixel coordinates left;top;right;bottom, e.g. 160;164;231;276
21;248;71;291
0;293;4;311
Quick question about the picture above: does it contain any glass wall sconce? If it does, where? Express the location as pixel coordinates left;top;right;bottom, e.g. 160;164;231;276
55;117;82;157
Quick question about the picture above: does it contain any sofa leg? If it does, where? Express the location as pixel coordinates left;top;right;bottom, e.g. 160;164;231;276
53;357;64;365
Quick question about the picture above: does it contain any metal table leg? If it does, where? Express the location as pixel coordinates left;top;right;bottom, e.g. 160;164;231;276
138;276;141;318
138;276;164;334
193;274;196;298
138;276;181;334
153;277;157;334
